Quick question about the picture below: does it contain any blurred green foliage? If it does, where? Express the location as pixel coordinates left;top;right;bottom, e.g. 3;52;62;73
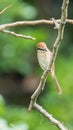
0;0;73;130
0;0;49;75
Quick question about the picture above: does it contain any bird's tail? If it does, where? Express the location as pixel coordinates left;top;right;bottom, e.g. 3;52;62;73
53;74;62;95
51;70;62;95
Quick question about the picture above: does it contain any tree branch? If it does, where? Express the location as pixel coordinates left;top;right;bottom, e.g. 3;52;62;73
1;29;35;40
0;19;73;30
34;103;67;130
0;5;12;15
49;0;69;68
28;70;48;111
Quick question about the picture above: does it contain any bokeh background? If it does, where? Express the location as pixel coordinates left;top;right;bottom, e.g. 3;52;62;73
0;0;73;130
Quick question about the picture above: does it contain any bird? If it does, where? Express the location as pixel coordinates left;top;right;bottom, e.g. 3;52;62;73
36;42;62;95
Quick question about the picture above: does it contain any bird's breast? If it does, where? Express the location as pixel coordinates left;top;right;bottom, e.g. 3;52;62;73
37;50;51;71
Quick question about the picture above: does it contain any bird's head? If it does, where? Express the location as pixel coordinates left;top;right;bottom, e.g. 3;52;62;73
36;42;47;51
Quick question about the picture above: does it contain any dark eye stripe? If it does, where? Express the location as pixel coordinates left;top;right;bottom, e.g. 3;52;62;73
37;48;47;51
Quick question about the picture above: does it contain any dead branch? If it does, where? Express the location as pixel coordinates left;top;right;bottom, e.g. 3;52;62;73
34;103;68;130
0;19;73;30
1;29;36;40
0;4;12;15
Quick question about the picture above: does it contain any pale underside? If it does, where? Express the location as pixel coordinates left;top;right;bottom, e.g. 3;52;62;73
37;49;52;71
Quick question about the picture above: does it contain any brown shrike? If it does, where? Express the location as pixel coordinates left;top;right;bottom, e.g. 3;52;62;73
36;42;62;95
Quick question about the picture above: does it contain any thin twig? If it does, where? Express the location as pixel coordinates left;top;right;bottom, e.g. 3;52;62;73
0;4;12;15
34;103;67;130
1;29;36;40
